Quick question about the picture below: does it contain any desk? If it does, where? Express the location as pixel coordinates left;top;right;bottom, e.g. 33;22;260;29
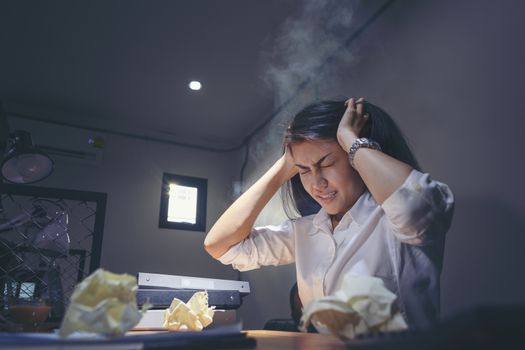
0;330;344;350
244;330;345;350
126;329;344;349
129;329;345;349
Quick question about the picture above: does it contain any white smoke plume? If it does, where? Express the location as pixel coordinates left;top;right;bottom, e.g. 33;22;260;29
263;0;362;103
243;0;377;193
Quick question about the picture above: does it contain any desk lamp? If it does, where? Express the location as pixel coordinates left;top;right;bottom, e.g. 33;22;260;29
1;130;54;184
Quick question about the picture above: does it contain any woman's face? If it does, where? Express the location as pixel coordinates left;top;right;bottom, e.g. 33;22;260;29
290;139;365;220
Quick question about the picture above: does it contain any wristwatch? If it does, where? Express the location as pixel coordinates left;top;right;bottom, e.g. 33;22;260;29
348;138;382;167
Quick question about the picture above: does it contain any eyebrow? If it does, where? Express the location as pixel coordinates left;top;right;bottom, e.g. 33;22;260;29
295;153;332;169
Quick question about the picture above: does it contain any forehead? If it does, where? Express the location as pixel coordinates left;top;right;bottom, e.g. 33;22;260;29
290;139;343;163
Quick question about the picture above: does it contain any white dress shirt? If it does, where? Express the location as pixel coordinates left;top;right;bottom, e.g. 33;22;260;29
218;169;454;329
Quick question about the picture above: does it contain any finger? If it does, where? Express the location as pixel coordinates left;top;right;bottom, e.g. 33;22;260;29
345;98;359;127
347;97;355;109
344;97;355;106
356;97;364;116
342;98;355;124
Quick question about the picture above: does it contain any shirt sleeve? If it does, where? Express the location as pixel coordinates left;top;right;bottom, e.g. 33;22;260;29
216;219;296;271
381;169;455;246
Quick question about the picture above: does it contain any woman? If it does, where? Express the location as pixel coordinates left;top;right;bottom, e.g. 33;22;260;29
204;98;454;330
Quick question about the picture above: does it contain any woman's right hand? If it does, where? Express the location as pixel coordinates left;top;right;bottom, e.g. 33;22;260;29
279;146;299;182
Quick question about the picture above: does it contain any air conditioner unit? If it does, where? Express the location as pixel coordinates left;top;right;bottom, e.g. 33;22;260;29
7;115;105;166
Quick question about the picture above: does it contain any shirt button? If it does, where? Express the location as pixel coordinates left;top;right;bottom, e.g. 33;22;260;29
412;182;422;191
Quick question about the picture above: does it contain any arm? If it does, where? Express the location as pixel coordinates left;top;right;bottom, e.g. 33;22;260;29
204;151;298;259
336;98;413;205
338;98;454;245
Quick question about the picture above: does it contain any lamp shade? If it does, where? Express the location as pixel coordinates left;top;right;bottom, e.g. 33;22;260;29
1;130;54;184
31;210;70;258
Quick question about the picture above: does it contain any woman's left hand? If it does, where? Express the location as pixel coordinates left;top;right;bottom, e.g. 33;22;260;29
336;97;368;152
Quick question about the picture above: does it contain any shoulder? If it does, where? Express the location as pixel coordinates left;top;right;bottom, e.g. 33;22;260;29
293;211;327;237
381;169;455;245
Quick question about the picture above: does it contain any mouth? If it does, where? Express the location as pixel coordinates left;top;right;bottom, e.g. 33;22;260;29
316;191;336;204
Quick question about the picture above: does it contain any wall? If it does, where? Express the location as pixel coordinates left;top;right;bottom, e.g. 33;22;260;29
6;116;241;282
238;0;525;328
0;103;8;150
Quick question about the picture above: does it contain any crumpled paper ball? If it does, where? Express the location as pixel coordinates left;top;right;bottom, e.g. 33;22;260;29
163;291;215;331
299;274;408;339
59;268;147;338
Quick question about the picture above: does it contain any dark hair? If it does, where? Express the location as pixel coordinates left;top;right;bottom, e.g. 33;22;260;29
281;100;421;218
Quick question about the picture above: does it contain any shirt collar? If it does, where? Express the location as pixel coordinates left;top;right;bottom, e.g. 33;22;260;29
311;190;376;234
312;208;331;234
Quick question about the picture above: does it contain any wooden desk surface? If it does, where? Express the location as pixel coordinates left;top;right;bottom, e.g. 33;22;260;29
244;330;345;350
128;329;346;349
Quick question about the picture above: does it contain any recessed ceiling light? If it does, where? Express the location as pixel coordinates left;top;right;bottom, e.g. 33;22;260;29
189;81;202;91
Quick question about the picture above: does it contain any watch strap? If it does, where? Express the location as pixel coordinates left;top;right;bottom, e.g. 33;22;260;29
348;138;382;167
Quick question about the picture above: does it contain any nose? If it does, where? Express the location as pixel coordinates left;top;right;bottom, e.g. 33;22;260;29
312;171;328;191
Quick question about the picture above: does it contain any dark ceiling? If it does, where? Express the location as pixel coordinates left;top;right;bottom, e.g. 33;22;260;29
0;0;300;151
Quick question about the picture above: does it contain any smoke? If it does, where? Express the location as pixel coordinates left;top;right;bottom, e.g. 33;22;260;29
263;0;362;103
248;0;362;173
242;0;367;194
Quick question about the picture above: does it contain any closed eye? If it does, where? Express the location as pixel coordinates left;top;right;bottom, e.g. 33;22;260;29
296;165;310;175
295;153;333;175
